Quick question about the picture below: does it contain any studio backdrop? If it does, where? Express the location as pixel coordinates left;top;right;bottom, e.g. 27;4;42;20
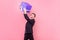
0;0;60;40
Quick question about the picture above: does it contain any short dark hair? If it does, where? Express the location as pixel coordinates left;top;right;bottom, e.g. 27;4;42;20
32;13;36;17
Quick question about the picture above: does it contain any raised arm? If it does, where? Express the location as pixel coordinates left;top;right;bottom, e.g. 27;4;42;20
23;8;30;21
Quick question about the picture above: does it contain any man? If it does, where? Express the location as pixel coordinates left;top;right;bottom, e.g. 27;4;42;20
23;8;36;40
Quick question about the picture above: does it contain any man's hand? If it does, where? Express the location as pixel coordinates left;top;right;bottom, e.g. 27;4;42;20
23;8;27;14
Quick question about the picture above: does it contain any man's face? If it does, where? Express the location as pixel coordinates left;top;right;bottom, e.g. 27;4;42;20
29;14;35;19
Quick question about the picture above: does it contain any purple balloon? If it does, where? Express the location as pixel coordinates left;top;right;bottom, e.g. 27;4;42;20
20;2;32;12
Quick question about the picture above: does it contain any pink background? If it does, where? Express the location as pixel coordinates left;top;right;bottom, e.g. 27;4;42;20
0;0;60;40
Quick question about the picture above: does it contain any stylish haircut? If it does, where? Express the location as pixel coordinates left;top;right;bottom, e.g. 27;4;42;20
32;13;36;17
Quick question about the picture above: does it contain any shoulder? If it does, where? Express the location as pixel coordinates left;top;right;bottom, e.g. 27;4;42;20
32;19;35;22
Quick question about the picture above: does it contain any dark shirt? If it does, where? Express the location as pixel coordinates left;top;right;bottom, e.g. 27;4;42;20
24;14;35;33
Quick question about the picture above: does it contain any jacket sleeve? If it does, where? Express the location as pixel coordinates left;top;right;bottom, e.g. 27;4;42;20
24;14;30;21
24;14;35;24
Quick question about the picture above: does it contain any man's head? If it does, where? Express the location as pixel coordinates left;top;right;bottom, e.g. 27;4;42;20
29;13;36;19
